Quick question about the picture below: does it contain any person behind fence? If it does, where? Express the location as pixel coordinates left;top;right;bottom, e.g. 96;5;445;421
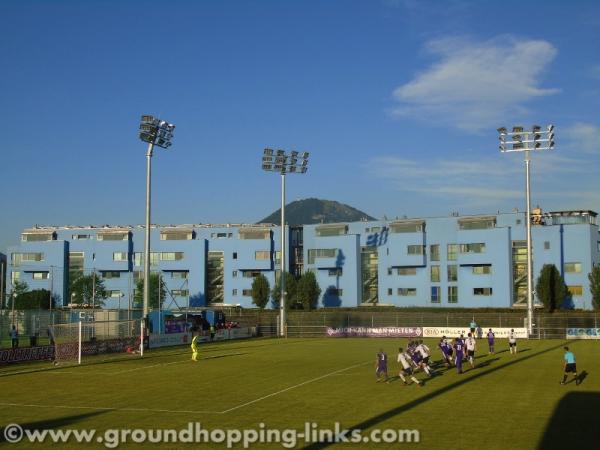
469;319;477;336
191;332;200;362
10;325;18;348
560;346;579;385
476;325;483;340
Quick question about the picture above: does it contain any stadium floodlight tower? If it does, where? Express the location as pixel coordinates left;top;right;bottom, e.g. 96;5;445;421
138;115;175;340
261;148;309;337
498;124;555;337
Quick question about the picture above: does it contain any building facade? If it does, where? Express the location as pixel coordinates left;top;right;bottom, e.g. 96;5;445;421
5;209;600;310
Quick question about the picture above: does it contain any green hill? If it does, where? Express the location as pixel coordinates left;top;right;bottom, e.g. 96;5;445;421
258;198;376;225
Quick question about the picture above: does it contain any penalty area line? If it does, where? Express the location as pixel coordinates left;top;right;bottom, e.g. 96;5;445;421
219;361;370;414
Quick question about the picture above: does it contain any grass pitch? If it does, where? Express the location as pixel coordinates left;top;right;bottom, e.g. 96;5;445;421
0;338;598;449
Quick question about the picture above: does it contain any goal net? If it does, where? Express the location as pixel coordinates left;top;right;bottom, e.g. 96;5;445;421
49;319;143;364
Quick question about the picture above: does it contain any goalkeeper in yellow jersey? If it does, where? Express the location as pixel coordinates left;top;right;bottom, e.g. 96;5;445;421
191;333;200;361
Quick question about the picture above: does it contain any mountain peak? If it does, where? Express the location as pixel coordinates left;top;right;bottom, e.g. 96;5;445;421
258;198;376;225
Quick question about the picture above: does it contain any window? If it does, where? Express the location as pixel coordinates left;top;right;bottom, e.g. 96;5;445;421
232;289;238;296
459;243;486;253
11;253;44;266
239;228;271;240
398;267;417;275
97;232;129;241
109;290;122;298
22;232;55;242
564;262;582;273
243;271;262;278
431;286;441;303
387;268;393;276
328;268;342;276
171;289;189;297
72;234;93;240
232;270;238;278
430;244;440;261
390;221;424;233
233;252;238;259
398;288;417;296
544;241;550;250
473;287;493;296
448;286;458;303
407;245;425;255
113;252;128;262
211;232;230;239
447;244;458;261
160;231;193;240
316;224;348;236
458;217;496;230
31;271;49;280
11;271;20;283
161;252;184;261
472;265;492;275
447;265;457;282
167;271;188;279
388;288;393;296
430;266;440;282
568;285;583;296
255;251;270;260
101;271;121;279
307;249;337;264
242;289;253;296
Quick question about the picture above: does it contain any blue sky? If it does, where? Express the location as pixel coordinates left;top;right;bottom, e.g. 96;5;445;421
1;0;599;252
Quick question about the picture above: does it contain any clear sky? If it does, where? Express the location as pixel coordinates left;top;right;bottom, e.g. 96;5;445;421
1;0;599;253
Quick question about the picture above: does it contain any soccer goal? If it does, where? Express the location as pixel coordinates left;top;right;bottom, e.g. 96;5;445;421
49;319;144;364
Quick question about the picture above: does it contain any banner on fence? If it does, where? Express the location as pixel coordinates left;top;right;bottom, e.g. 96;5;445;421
566;328;600;339
149;327;255;348
0;345;55;364
149;332;192;348
422;327;528;339
326;327;422;338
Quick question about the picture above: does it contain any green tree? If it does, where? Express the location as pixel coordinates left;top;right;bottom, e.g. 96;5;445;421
296;271;322;311
9;280;29;308
251;274;270;309
535;264;568;313
271;272;298;310
14;289;57;310
589;266;600;311
134;273;167;309
70;272;108;307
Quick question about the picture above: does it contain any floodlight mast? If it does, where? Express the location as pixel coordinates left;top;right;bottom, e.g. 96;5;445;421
139;115;175;352
497;125;555;337
261;148;309;337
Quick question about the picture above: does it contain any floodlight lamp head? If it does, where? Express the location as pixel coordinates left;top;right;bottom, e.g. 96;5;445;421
301;152;309;159
264;148;274;156
300;167;308;173
547;124;555;133
276;149;285;156
532;125;541;132
291;150;299;157
262;163;273;171
141;115;155;124
497;127;507;134
512;126;524;133
288;166;297;173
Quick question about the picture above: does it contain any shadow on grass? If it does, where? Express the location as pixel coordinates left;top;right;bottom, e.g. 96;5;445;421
0;410;107;443
200;352;248;361
577;370;588;385
537;392;600;449
302;341;567;450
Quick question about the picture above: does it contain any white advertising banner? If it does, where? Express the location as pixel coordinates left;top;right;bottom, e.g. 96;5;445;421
422;327;528;339
148;332;193;348
566;328;600;339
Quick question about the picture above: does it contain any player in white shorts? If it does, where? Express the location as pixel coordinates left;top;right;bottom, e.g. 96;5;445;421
415;340;433;376
465;332;477;369
397;348;422;386
508;329;518;354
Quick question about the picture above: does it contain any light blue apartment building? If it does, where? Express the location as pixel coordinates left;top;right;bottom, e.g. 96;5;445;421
5;209;599;310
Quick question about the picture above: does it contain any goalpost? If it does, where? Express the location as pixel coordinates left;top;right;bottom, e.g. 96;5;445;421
49;319;143;365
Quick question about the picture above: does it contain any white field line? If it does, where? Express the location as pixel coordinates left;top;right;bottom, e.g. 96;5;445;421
0;402;221;415
219;361;370;414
